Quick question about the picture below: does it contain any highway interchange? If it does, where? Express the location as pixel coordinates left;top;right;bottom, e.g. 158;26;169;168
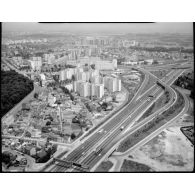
43;63;190;172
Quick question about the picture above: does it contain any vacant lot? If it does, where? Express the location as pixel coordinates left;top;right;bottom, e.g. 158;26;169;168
130;127;194;172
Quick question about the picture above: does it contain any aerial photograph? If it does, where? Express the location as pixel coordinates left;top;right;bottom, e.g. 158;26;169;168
1;22;194;172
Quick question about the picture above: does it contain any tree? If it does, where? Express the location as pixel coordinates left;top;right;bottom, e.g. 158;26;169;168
70;94;74;101
112;94;116;102
72;75;76;81
70;133;76;140
97;106;102;112
61;86;70;94
2;152;12;164
46;121;51;126
34;93;39;99
90;64;95;69
1;70;33;117
25;131;31;137
190;88;194;99
51;144;58;154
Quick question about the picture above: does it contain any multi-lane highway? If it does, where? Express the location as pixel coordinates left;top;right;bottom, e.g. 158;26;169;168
89;69;186;171
43;69;151;172
44;66;186;172
70;69;184;172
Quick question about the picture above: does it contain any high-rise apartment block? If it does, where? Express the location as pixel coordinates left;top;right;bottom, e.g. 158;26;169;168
59;68;74;81
59;64;121;99
29;57;42;71
43;54;55;65
73;81;104;98
78;72;87;81
89;84;96;97
80;82;90;97
104;77;121;93
95;84;104;98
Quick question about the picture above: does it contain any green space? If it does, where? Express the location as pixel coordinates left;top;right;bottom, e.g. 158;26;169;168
142;75;155;92
1;70;34;118
180;126;194;145
138;90;171;122
150;70;169;79
138;103;155;122
174;71;194;99
95;161;113;172
117;89;185;153
120;159;153;172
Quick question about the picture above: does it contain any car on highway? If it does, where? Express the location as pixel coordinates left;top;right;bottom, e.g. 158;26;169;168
120;126;125;131
98;129;104;133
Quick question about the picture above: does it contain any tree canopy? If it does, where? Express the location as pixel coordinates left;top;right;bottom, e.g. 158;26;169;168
1;70;34;118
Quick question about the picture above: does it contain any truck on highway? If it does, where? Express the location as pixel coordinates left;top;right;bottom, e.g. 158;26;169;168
72;162;90;171
95;148;103;156
156;81;165;90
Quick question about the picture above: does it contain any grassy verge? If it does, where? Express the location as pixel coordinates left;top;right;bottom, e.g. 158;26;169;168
120;159;153;172
138;90;171;122
55;150;68;159
117;89;185;153
150;70;169;79
138;103;155;122
95;161;113;172
142;75;155;92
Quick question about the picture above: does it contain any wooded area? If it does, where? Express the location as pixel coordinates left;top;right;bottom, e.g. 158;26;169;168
1;70;34;118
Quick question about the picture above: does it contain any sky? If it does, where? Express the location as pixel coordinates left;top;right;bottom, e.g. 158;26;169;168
2;22;193;34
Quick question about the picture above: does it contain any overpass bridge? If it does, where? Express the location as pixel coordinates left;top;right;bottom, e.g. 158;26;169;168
52;158;89;172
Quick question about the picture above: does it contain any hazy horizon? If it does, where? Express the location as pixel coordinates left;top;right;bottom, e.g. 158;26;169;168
2;22;193;35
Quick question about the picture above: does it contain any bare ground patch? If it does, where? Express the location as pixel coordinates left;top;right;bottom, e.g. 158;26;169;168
129;127;194;172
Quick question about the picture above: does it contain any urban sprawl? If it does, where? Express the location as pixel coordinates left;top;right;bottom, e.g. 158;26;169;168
1;32;194;172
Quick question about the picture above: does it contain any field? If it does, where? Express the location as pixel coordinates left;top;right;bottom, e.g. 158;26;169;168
150;70;169;79
120;159;153;172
